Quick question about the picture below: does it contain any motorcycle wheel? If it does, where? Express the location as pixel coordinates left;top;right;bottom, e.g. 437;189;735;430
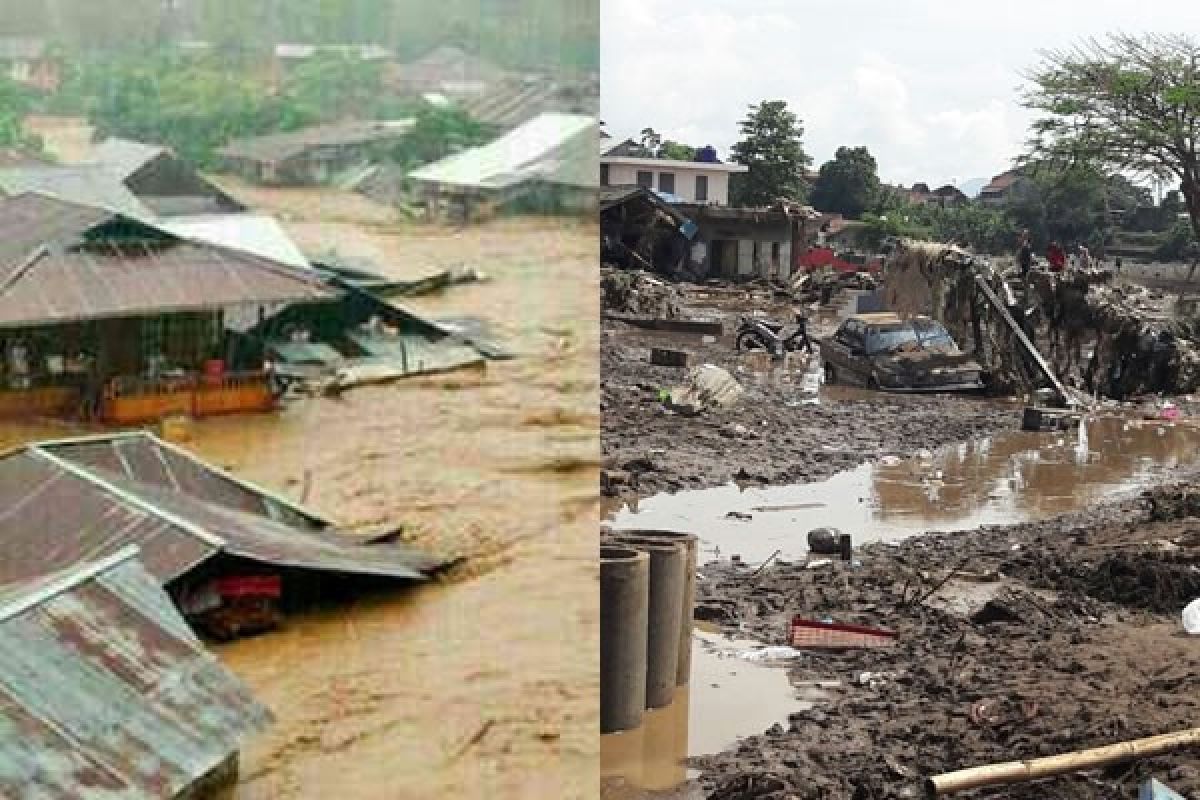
737;331;769;352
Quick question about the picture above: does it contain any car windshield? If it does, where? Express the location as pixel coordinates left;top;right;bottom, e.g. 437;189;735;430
865;320;956;354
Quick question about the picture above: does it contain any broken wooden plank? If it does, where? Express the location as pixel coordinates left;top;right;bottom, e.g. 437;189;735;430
973;274;1073;406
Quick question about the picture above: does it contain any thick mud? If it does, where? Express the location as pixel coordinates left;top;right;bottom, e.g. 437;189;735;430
601;291;1019;500
2;149;599;798
682;480;1200;800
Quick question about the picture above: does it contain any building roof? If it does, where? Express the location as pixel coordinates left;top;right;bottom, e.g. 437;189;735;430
275;43;393;61
409;112;596;190
458;76;598;132
0;37;46;61
0;545;272;798
0;432;449;589
0;193;335;328
162;213;312;270
981;170;1020;194
400;45;506;83
218;120;414;166
89;137;168;179
600;152;748;173
0;164;154;218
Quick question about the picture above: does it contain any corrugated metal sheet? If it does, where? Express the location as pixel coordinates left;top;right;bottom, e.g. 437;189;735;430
0;434;446;587
162;213;313;270
218;120;414;165
409;112;597;190
42;433;330;529
0;235;335;329
0;165;154;218
0;547;272;798
89;138;166;180
0;193;112;282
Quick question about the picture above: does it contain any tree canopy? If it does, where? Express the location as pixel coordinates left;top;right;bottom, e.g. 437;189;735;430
809;146;880;218
1022;33;1200;259
729;100;811;207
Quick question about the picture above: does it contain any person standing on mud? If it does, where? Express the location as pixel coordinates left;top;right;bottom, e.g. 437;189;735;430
1017;230;1034;278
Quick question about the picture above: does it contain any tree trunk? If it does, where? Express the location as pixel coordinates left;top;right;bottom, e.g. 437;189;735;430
1181;172;1200;285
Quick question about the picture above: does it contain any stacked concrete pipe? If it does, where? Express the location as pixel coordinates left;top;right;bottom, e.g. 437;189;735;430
609;534;686;709
600;546;649;734
602;529;698;687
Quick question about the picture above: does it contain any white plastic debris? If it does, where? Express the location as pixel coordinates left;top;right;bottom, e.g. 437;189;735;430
739;646;804;662
1184;598;1200;634
805;559;833;570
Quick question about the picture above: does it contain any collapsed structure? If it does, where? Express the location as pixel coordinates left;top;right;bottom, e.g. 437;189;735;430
0;431;450;638
883;239;1200;399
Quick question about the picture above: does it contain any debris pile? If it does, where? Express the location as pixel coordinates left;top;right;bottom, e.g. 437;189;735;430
601;268;683;318
884;239;1200;399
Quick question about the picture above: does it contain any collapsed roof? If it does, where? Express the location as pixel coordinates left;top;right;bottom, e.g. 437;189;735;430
0;432;448;587
89;137;246;216
0;193;336;329
0;545;272;797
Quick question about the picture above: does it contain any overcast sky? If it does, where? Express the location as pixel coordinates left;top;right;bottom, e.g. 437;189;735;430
601;0;1200;192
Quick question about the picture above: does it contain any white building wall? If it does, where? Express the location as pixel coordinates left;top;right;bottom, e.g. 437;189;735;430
601;161;738;205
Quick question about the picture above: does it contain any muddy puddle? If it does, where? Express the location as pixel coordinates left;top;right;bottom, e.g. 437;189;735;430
609;414;1200;564
601;630;829;798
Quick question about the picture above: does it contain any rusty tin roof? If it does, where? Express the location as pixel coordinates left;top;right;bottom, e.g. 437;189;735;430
0;432;446;587
0;545;273;798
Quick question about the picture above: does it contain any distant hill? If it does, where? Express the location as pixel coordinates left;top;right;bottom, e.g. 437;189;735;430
957;177;987;198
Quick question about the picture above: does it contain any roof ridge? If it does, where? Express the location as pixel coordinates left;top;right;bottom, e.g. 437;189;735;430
0;543;141;622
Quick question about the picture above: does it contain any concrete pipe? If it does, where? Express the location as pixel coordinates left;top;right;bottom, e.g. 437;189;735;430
601;546;650;734
611;535;687;709
612;530;697;686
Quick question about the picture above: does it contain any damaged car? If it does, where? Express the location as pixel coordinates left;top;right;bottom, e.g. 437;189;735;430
820;313;985;392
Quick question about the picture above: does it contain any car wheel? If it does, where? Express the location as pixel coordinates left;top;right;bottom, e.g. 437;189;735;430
823;363;836;384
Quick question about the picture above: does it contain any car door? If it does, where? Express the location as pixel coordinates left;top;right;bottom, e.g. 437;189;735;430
822;320;851;377
841;321;870;385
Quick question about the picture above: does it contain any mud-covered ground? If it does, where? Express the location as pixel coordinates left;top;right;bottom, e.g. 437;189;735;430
601;282;1019;500
690;481;1200;800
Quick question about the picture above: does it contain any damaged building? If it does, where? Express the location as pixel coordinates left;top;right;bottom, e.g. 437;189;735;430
89;137;247;217
883;239;1200;400
0;544;272;796
218;120;415;187
0;431;451;639
0;192;336;423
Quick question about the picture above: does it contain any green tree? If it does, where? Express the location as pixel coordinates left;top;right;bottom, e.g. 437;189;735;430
809;146;880;218
729;100;811;207
658;140;695;161
1023;33;1200;273
1008;164;1110;252
390;105;492;168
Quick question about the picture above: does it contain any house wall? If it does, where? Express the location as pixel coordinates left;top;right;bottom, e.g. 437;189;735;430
689;217;792;280
601;162;735;205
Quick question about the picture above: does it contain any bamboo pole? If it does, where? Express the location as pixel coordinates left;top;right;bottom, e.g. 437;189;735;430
926;728;1200;796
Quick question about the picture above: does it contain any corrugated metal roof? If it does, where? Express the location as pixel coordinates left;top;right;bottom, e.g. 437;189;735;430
0;433;446;587
162;213;313;270
0;546;273;798
89;138;168;180
0;194;336;329
409;112;597;190
218;120;414;165
459;78;598;132
0;165;154;218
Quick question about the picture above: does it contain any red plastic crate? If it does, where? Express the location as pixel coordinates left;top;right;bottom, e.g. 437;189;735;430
789;615;897;650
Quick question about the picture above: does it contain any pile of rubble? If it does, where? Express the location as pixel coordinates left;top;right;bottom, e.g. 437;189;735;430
601;268;683;318
883;239;1200;399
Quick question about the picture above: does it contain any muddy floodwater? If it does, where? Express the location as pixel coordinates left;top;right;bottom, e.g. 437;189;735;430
600;630;830;798
608;414;1200;564
1;142;599;799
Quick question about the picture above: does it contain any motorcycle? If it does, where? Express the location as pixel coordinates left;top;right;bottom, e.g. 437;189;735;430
735;315;813;356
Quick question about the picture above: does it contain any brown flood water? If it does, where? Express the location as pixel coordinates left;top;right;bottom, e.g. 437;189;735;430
608;414;1200;564
1;163;600;798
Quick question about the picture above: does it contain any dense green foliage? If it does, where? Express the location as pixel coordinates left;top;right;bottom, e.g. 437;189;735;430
729;100;811;207
388;106;493;168
0;74;40;149
809;146;880;218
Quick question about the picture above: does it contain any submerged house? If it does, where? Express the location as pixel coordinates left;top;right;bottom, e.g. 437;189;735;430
0;192;335;423
408;111;597;221
0;36;60;92
0;545;272;796
218;120;415;187
383;45;507;97
90;137;246;216
458;74;600;132
0;432;450;638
